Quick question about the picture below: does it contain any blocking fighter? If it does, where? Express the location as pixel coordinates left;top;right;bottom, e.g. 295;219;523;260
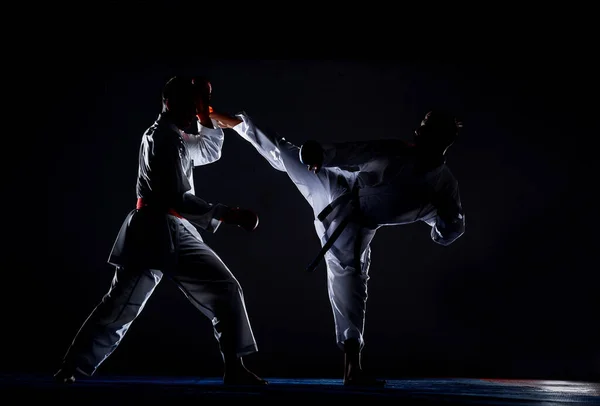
54;77;267;386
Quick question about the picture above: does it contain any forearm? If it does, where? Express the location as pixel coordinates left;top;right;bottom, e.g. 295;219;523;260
197;112;214;129
178;193;231;233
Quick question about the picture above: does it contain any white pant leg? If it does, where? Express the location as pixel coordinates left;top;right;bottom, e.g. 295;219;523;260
171;219;258;358
322;221;376;350
61;267;163;375
278;141;377;350
233;115;377;350
233;114;356;215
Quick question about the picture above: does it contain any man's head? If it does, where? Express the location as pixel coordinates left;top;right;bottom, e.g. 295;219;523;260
192;76;212;108
414;110;463;154
162;76;198;129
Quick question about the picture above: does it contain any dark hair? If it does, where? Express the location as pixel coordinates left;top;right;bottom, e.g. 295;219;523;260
417;110;463;150
162;76;195;104
422;110;462;132
191;76;211;90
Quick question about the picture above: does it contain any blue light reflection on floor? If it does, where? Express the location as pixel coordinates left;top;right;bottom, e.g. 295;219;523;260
2;375;599;404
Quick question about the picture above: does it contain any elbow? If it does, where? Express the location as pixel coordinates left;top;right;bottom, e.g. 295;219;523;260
195;147;222;166
211;148;222;162
431;220;465;246
432;229;464;246
206;136;224;163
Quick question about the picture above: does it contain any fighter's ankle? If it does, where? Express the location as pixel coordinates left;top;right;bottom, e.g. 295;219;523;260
343;338;361;354
224;356;245;370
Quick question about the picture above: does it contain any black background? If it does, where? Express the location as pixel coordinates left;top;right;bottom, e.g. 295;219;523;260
5;12;596;383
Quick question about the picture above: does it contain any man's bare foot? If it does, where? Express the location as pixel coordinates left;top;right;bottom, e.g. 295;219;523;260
342;339;385;387
224;366;268;386
54;365;88;384
54;367;77;384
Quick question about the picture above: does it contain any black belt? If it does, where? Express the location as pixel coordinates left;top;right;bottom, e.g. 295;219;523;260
305;185;360;272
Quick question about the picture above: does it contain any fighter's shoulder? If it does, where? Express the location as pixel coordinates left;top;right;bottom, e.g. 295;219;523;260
143;120;174;140
373;138;410;149
384;139;415;157
382;138;412;146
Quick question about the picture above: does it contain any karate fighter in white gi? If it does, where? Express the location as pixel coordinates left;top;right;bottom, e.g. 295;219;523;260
54;77;267;386
209;108;465;386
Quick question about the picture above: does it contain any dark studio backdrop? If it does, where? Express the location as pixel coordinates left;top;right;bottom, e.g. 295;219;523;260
7;53;596;382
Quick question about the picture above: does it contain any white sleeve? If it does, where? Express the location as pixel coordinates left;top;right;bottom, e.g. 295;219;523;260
179;192;231;234
430;211;465;246
186;119;225;166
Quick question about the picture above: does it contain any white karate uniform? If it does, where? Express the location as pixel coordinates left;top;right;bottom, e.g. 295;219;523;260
231;112;464;350
60;114;258;376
